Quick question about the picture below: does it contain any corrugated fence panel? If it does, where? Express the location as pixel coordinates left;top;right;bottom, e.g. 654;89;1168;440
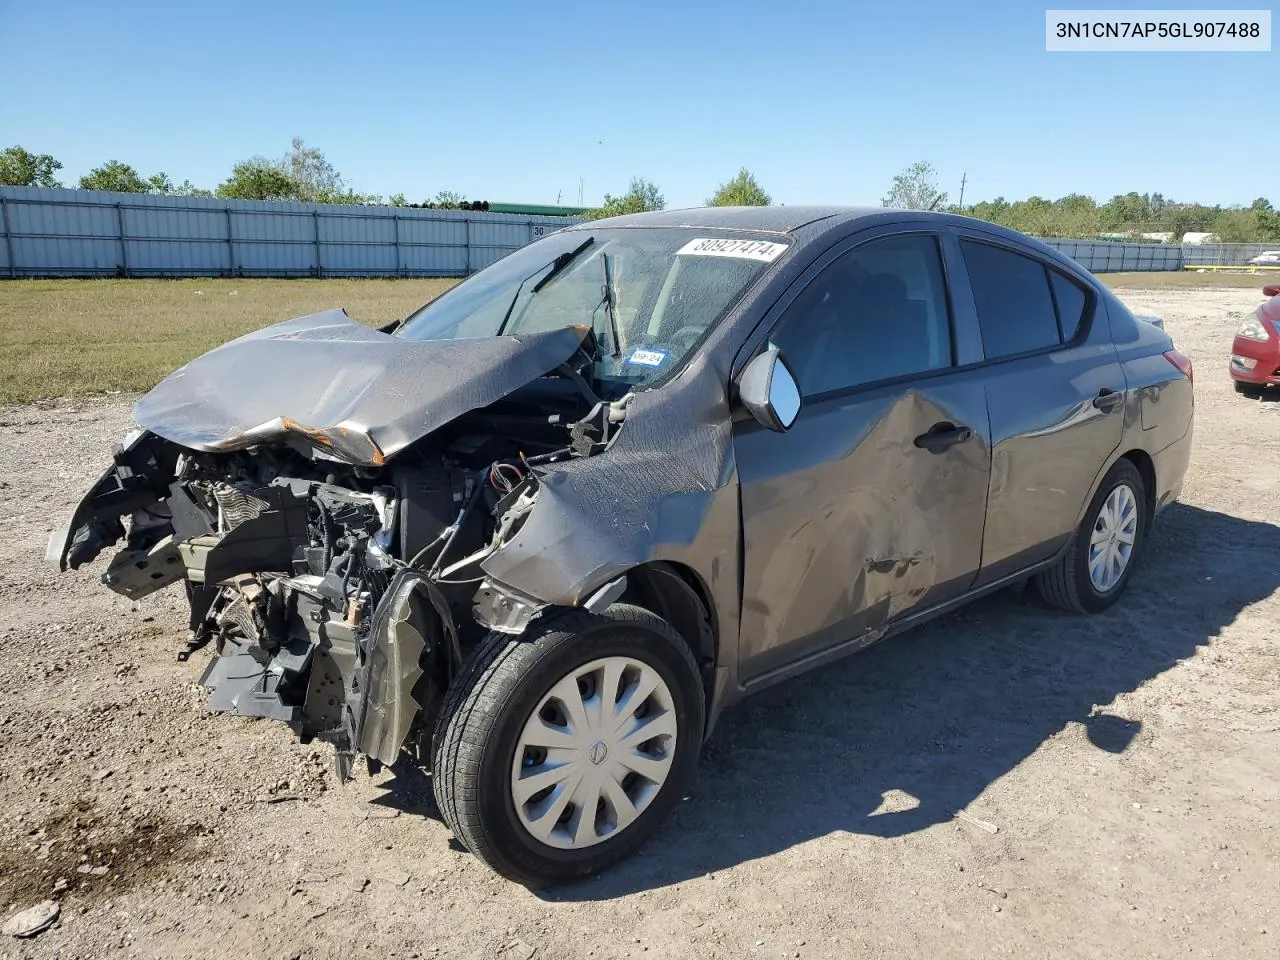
0;187;577;278
1044;238;1274;273
1043;238;1187;273
1182;243;1269;266
319;212;395;275
398;215;469;276
3;188;1274;279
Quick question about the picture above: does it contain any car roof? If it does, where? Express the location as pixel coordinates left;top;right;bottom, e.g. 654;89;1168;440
571;205;884;234
562;206;1091;279
568;206;1055;243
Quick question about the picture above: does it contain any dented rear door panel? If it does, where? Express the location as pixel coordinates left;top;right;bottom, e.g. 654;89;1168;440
734;371;991;684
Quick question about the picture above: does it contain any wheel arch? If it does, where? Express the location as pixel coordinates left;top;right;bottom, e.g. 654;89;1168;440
1073;443;1158;535
619;561;718;713
1119;448;1157;530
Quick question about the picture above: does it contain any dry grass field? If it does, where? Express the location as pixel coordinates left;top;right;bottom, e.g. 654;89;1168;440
1102;270;1279;289
0;271;1273;404
0;278;456;403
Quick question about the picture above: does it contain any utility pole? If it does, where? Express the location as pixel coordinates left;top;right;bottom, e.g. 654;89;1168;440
958;172;967;213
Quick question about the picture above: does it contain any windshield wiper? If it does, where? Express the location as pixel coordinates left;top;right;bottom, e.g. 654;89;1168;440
495;236;595;337
598;250;622;357
533;236;594;294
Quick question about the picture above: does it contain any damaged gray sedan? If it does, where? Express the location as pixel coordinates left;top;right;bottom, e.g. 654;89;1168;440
51;206;1194;885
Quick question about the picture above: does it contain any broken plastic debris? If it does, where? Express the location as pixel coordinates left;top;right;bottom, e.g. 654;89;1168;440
3;900;60;938
953;810;999;834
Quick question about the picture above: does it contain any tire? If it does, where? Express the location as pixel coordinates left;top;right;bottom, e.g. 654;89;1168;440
431;603;704;886
1035;458;1147;614
1234;380;1264;397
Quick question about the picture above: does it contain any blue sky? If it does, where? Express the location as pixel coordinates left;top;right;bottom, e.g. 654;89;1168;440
1;0;1274;208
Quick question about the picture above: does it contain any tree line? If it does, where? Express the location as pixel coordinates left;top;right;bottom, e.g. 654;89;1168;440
2;143;1275;242
0;140;475;208
882;160;1280;243
0;141;766;218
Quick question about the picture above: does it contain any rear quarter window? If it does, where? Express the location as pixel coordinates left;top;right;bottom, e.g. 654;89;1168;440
1049;269;1089;342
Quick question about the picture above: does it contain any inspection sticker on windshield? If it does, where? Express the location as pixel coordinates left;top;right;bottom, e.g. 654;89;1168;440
626;348;668;368
676;237;788;262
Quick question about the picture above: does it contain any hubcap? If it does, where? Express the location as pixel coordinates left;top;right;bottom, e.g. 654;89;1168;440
510;656;678;850
1088;483;1138;593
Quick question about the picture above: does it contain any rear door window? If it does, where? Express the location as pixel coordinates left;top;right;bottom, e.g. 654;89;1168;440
960;241;1061;358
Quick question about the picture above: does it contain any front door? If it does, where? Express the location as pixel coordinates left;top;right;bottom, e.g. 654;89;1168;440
732;230;992;685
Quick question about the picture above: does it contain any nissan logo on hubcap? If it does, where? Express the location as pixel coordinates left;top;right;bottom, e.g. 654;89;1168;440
587;741;608;765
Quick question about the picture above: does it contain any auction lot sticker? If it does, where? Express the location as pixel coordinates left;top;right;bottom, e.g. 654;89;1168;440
676;238;789;261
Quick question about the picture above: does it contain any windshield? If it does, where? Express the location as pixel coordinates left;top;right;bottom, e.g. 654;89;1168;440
396;227;789;386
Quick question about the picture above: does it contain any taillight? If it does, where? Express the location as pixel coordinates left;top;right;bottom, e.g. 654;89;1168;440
1164;349;1193;384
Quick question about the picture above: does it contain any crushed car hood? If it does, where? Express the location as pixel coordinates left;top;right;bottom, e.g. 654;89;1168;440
132;310;589;465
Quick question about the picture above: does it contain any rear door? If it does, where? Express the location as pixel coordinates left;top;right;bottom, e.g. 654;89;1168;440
944;231;1125;584
732;228;992;685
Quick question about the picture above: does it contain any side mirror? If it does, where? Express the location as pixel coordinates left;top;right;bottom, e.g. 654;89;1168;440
737;347;801;432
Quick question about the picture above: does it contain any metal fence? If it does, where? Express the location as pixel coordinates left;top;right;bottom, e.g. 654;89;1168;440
1043;237;1274;272
0;187;1274;278
0;186;578;278
1043;239;1184;272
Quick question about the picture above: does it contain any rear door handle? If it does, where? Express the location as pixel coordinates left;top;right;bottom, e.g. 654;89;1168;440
913;422;973;453
1093;387;1123;411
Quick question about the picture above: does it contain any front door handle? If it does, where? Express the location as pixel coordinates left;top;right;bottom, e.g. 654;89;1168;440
913;422;973;453
1093;387;1124;412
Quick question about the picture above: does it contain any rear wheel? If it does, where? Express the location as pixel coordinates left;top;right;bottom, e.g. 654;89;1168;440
431;603;704;886
1036;459;1146;614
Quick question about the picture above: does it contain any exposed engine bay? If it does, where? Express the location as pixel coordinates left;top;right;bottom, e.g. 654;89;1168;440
52;363;630;779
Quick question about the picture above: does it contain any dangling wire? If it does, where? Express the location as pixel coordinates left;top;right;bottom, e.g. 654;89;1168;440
489;461;524;494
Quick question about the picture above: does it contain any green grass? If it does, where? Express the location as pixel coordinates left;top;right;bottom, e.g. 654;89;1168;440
0;278;457;403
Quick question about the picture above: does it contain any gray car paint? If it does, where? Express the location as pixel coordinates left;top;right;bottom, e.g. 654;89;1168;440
726;224;992;682
132;310;590;465
940;224;1127;585
475;209;1193;733
55;206;1194;748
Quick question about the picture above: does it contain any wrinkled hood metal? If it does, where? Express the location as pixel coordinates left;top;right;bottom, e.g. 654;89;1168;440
132;310;589;464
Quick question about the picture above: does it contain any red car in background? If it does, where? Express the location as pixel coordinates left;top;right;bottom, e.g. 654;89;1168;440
1230;291;1280;395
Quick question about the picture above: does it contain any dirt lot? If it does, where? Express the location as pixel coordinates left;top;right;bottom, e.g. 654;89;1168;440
1;285;1277;960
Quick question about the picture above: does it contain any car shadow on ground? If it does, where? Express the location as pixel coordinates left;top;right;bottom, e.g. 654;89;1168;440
371;503;1278;894
525;501;1279;900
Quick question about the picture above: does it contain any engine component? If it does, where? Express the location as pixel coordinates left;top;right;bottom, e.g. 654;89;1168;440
211;483;269;531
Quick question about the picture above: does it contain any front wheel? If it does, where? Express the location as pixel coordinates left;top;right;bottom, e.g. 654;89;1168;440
431;604;704;886
1036;458;1147;613
1234;380;1264;397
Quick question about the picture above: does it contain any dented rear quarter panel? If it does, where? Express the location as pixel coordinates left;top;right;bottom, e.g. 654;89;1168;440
1102;285;1194;510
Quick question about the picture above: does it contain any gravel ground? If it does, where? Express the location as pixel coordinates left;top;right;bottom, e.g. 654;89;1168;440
1;286;1277;960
